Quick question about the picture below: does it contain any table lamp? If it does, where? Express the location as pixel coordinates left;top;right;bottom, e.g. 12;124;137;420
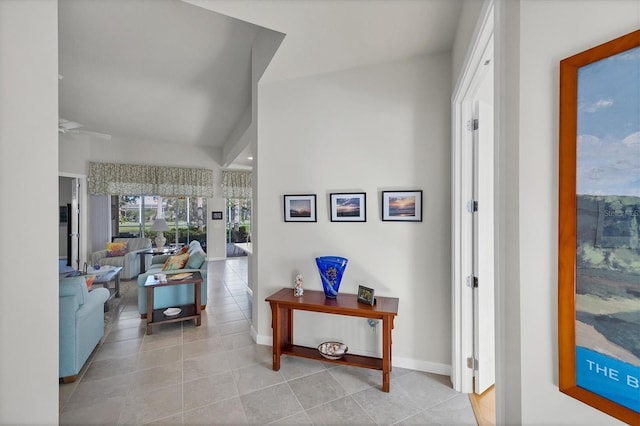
150;218;169;249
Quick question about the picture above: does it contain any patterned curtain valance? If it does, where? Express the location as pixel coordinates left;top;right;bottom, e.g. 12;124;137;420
222;170;252;199
88;162;214;197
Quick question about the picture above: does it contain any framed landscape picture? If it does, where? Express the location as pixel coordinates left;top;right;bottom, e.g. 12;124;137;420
381;190;422;222
283;194;317;222
330;192;366;222
558;30;639;424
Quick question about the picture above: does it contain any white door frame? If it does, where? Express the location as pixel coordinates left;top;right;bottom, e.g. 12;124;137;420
451;0;494;393
59;172;88;269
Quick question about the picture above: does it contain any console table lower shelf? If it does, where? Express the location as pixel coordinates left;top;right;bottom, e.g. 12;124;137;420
266;288;399;392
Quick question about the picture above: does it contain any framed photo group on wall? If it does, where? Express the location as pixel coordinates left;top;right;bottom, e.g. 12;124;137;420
283;190;423;223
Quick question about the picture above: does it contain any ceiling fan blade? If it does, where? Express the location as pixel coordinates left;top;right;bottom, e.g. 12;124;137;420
58;118;82;131
67;129;112;140
59;117;111;140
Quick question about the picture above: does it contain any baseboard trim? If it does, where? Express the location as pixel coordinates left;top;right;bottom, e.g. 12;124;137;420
206;256;226;262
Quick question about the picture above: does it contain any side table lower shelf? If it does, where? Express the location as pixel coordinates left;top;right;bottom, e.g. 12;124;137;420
282;344;383;370
147;304;200;331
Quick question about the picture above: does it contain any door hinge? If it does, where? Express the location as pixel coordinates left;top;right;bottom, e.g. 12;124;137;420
467;356;477;369
466;275;478;288
467;118;479;131
466;200;478;213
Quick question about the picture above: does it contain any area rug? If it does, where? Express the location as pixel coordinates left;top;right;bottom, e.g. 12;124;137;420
102;279;137;325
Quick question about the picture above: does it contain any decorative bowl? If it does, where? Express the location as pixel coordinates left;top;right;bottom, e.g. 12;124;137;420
317;341;348;360
163;307;181;316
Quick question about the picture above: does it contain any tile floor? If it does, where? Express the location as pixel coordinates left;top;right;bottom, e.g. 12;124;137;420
59;257;476;425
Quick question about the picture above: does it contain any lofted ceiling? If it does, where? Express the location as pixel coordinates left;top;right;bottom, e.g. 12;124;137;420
58;0;464;168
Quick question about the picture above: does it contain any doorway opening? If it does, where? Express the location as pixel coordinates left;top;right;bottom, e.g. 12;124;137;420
58;174;88;271
451;0;495;424
226;197;251;257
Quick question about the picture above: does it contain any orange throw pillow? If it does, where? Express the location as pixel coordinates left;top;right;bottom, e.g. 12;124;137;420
85;275;96;289
107;241;128;257
162;253;189;271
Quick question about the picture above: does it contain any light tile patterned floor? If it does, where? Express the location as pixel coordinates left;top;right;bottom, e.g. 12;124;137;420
59;257;476;425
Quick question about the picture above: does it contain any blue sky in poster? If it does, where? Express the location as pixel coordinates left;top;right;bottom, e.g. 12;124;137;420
577;46;640;197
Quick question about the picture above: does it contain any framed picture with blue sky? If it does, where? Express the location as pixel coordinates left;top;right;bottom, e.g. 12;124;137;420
558;29;639;424
330;192;366;222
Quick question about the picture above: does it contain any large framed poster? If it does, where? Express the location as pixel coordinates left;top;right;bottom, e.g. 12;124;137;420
559;29;640;425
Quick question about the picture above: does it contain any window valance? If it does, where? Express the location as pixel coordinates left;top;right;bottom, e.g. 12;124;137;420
222;170;252;199
88;162;214;197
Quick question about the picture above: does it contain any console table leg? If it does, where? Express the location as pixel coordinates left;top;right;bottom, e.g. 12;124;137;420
382;315;392;392
146;287;154;335
284;307;293;346
114;274;121;298
194;282;202;326
270;302;281;371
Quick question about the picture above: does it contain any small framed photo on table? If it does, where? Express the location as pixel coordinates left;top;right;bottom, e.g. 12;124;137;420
357;284;375;306
284;194;317;222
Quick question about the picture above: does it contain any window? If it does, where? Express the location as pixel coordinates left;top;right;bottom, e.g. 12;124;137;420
116;195;207;250
226;198;251;253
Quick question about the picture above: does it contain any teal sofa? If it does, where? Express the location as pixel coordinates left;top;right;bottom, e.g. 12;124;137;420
59;275;109;382
136;240;208;316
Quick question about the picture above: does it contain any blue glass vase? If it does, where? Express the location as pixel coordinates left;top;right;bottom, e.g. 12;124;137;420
315;256;348;298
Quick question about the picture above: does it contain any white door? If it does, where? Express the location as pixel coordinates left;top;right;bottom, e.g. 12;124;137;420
472;99;496;394
70;178;80;270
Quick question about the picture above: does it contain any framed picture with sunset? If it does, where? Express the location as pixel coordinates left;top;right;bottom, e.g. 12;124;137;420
330;192;366;222
283;194;317;222
381;190;422;222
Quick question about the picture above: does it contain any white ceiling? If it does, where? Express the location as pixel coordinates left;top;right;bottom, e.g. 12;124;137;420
59;0;463;168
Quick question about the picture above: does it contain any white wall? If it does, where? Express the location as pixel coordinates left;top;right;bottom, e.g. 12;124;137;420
452;0;485;88
59;134;227;260
503;0;639;424
255;53;453;371
0;1;59;423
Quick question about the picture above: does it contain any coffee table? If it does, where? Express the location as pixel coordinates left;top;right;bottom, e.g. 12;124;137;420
90;266;123;311
144;271;202;335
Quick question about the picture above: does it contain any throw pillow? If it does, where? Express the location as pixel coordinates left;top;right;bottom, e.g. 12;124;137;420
162;252;189;271
177;245;189;255
186;249;206;269
107;241;128;257
84;275;96;289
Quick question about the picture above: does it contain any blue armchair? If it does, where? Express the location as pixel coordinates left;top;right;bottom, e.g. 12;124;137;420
59;276;109;383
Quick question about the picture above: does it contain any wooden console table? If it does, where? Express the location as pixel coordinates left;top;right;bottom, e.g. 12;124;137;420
265;288;399;392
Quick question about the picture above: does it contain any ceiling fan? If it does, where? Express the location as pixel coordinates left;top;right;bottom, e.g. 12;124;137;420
58;118;112;140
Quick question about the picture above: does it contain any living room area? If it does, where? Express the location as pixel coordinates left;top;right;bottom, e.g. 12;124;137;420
16;0;482;423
